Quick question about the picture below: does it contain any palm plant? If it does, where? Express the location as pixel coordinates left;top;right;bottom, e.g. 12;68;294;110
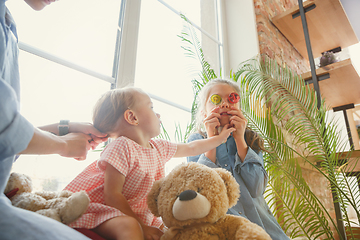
179;18;360;239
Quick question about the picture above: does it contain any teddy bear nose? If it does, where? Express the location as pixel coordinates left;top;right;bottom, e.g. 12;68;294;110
179;190;197;201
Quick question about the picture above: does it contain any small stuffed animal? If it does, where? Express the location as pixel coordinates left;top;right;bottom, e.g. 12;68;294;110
4;172;90;225
147;162;272;240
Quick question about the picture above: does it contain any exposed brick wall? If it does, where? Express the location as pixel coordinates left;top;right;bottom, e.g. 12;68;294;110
253;0;339;239
254;0;309;74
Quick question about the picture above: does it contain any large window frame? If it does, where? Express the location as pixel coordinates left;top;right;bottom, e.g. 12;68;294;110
13;0;261;190
18;0;260;109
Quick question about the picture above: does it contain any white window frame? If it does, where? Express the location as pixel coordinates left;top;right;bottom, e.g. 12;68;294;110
20;0;248;113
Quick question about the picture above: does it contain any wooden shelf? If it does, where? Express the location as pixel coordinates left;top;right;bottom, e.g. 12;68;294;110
297;149;360;173
301;59;360;108
272;0;358;59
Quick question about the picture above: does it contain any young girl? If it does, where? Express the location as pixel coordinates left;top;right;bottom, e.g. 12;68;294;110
187;79;290;240
64;87;235;240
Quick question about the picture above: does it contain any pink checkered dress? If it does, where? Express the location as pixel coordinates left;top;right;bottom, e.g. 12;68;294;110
64;136;177;229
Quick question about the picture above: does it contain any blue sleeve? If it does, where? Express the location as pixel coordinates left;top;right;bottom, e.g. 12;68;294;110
0;4;34;160
234;147;268;198
0;74;34;160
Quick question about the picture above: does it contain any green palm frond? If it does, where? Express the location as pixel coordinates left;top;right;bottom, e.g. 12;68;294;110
178;15;218;139
236;56;360;239
238;79;336;238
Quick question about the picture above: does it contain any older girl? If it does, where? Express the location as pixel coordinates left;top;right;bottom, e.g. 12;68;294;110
187;78;289;240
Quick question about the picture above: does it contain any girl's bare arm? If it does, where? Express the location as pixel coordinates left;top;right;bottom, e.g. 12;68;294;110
173;124;235;158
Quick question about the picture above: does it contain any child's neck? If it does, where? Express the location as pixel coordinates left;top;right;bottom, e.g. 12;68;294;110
116;133;152;149
113;122;153;148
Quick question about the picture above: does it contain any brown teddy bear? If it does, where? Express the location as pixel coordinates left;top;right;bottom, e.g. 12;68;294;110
147;162;272;240
4;172;90;225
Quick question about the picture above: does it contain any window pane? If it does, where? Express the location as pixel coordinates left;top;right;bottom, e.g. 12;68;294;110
159;0;201;26
135;0;203;120
135;0;206;172
6;0;120;76
11;51;111;191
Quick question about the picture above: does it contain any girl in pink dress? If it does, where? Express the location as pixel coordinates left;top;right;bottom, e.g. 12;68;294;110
64;87;235;240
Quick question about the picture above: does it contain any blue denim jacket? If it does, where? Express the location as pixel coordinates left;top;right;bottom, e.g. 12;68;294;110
0;2;89;239
187;132;290;240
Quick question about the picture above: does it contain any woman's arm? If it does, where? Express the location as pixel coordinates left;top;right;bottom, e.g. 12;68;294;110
174;124;235;158
38;122;108;149
19;128;92;160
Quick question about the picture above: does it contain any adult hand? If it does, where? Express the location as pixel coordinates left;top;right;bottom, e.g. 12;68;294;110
142;225;163;240
203;106;221;137
69;122;108;149
59;133;93;160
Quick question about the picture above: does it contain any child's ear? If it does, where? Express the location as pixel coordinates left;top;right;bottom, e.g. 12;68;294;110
124;109;139;126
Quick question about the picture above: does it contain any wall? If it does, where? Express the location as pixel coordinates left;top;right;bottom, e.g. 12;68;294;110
253;0;308;74
253;0;339;239
221;0;260;74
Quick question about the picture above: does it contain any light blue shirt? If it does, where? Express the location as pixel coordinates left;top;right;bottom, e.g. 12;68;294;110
187;132;290;240
0;1;89;239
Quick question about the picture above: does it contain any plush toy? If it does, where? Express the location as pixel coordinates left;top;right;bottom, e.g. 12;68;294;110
4;172;90;225
147;162;272;240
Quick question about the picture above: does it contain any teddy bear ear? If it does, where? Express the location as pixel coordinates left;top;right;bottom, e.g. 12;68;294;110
214;168;240;207
147;178;164;217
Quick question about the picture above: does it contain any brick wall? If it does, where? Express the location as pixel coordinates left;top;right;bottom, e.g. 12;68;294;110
254;0;309;74
253;0;339;239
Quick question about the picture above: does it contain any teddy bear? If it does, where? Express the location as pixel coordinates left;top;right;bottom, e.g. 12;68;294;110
147;162;272;240
4;172;90;225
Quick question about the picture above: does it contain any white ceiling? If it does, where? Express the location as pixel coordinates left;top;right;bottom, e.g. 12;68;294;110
340;0;360;40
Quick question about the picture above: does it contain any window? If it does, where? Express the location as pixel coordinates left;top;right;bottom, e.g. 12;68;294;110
7;0;222;191
6;0;120;191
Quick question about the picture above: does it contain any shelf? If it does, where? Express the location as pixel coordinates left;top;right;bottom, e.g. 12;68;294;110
272;0;358;59
298;149;360;173
301;59;360;108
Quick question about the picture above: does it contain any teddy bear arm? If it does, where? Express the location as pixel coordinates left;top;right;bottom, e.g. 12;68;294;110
226;215;272;240
35;190;74;199
11;193;49;212
173;228;220;240
36;209;62;222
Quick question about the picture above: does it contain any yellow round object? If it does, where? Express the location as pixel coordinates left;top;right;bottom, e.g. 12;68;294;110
210;94;221;105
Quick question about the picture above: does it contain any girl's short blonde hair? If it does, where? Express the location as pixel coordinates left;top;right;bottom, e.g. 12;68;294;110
93;87;141;134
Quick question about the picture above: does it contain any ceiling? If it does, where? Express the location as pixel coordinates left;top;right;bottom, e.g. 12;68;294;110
340;0;360;40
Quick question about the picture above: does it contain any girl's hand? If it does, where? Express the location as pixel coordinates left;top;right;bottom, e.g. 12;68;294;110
228;106;248;140
217;124;236;143
203;107;221;137
142;225;163;240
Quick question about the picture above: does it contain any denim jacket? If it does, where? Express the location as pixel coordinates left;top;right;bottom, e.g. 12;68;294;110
187;132;290;240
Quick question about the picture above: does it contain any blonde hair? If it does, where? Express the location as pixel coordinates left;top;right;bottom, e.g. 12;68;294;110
93;87;140;135
195;78;264;152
